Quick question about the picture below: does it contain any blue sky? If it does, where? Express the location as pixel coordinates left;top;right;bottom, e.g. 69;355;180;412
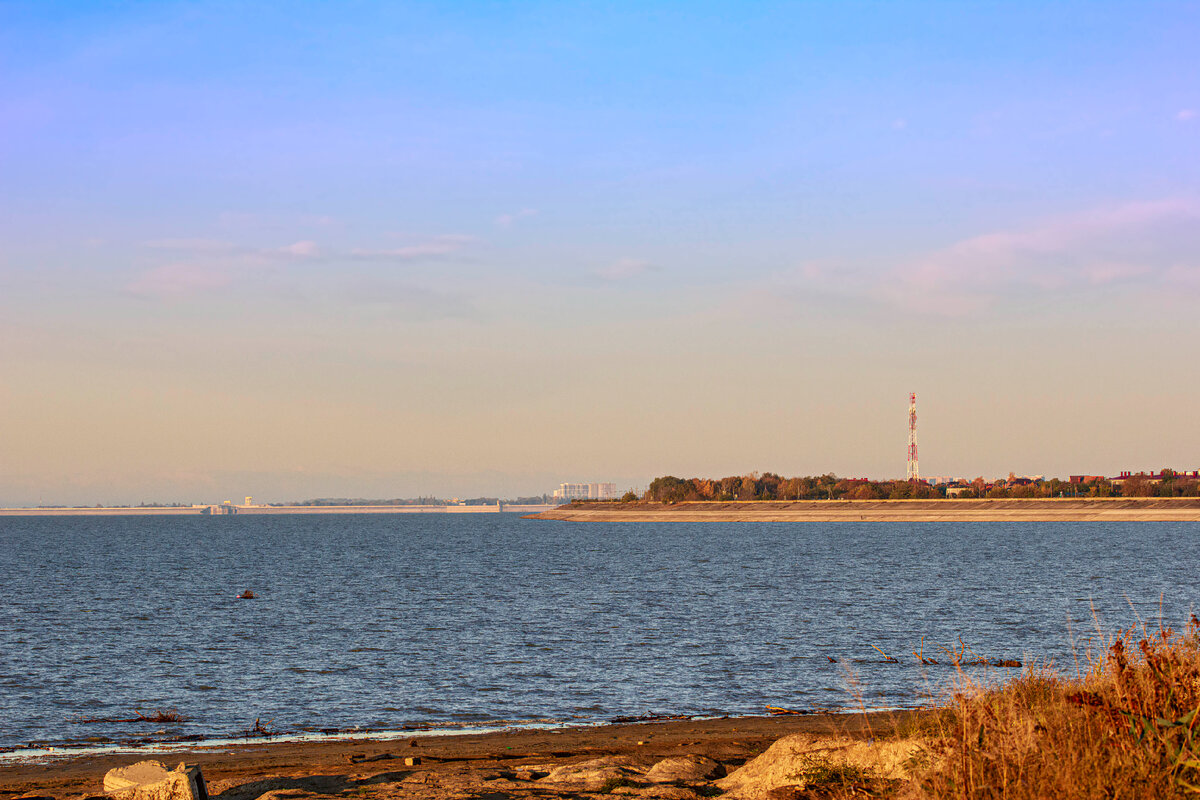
2;1;1198;503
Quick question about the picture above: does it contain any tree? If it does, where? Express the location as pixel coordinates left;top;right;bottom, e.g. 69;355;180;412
1122;475;1153;497
738;475;757;501
647;476;693;503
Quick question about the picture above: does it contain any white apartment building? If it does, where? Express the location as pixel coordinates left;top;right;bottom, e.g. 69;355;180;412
552;482;618;501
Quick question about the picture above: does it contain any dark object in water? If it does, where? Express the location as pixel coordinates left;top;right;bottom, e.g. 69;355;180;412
237;590;255;600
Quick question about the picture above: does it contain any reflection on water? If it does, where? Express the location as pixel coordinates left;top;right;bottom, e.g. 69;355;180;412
0;514;1196;750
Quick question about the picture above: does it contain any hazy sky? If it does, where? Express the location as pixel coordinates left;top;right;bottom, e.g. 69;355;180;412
2;1;1199;504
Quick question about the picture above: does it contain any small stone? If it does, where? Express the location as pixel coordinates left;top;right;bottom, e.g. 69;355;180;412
403;756;421;766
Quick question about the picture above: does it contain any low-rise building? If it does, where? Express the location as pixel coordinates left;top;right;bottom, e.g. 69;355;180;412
552;482;618;501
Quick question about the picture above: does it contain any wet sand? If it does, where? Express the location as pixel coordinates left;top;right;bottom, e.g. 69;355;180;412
0;711;926;799
529;497;1200;522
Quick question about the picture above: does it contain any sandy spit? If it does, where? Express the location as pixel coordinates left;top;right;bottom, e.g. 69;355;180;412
527;498;1200;522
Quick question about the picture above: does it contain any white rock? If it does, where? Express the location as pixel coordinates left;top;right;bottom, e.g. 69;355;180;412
103;761;207;800
716;734;925;800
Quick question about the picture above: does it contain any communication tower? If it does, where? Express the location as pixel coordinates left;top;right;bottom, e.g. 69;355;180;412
906;393;919;482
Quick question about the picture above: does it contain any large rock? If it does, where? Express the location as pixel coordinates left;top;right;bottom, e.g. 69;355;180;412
539;756;647;791
716;734;925;800
104;761;208;800
644;755;725;783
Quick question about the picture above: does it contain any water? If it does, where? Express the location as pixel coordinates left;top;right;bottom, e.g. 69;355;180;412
1;514;1197;751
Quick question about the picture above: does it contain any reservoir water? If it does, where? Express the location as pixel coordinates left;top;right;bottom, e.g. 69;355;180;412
1;514;1197;751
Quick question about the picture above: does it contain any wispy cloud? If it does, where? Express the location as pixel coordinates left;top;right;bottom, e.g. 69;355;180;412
494;208;538;228
126;263;234;298
783;199;1200;315
1177;109;1197;122
336;279;477;320
349;235;474;261
141;238;239;252
127;235;473;299
595;258;655;280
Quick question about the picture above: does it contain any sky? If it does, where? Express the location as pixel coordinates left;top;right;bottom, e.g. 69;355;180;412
2;1;1199;505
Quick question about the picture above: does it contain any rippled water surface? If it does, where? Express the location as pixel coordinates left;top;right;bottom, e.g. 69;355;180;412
1;514;1197;750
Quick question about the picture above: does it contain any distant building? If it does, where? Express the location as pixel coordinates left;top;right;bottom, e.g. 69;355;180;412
1110;470;1200;486
552;482;618;501
922;476;963;486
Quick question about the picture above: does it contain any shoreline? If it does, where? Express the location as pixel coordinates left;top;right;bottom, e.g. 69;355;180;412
528;497;1200;522
0;505;556;518
0;710;927;798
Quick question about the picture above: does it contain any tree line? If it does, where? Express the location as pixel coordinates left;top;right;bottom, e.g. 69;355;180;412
638;470;1200;502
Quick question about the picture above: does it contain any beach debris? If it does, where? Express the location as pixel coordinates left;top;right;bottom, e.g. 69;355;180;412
913;636;938;665
765;706;809;716
346;753;394;764
870;644;898;663
645;755;724;783
609;712;696;723
103;761;208;800
237;590;255;600
404;756;422;766
245;718;277;738
78;710;186;725
991;658;1022;668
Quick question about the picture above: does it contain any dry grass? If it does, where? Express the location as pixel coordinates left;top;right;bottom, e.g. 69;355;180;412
807;617;1200;799
903;615;1200;799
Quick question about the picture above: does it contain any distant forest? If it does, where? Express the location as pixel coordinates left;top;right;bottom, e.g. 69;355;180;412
639;471;1200;503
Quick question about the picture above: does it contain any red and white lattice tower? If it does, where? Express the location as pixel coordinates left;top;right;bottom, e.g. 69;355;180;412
906;393;919;482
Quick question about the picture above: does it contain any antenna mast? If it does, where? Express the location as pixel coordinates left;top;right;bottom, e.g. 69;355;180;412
907;393;919;482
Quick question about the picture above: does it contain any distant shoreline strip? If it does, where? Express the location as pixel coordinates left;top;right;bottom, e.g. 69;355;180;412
528;498;1200;522
0;505;557;517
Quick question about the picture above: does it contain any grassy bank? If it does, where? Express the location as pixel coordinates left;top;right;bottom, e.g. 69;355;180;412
805;617;1200;799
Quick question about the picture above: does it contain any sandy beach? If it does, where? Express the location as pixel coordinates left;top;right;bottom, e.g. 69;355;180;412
528;497;1200;522
0;711;926;800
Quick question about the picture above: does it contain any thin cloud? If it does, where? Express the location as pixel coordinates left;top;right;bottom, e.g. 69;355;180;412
337;279;478;320
128;234;475;299
783;199;1200;315
1177;109;1197;121
126;263;233;298
494;208;538;228
349;235;474;261
141;238;238;253
595;258;655;280
277;240;320;257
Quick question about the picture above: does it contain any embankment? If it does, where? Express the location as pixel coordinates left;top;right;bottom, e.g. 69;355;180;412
528;497;1200;522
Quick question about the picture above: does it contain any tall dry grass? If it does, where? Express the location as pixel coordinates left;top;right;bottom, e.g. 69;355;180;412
903;614;1200;799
